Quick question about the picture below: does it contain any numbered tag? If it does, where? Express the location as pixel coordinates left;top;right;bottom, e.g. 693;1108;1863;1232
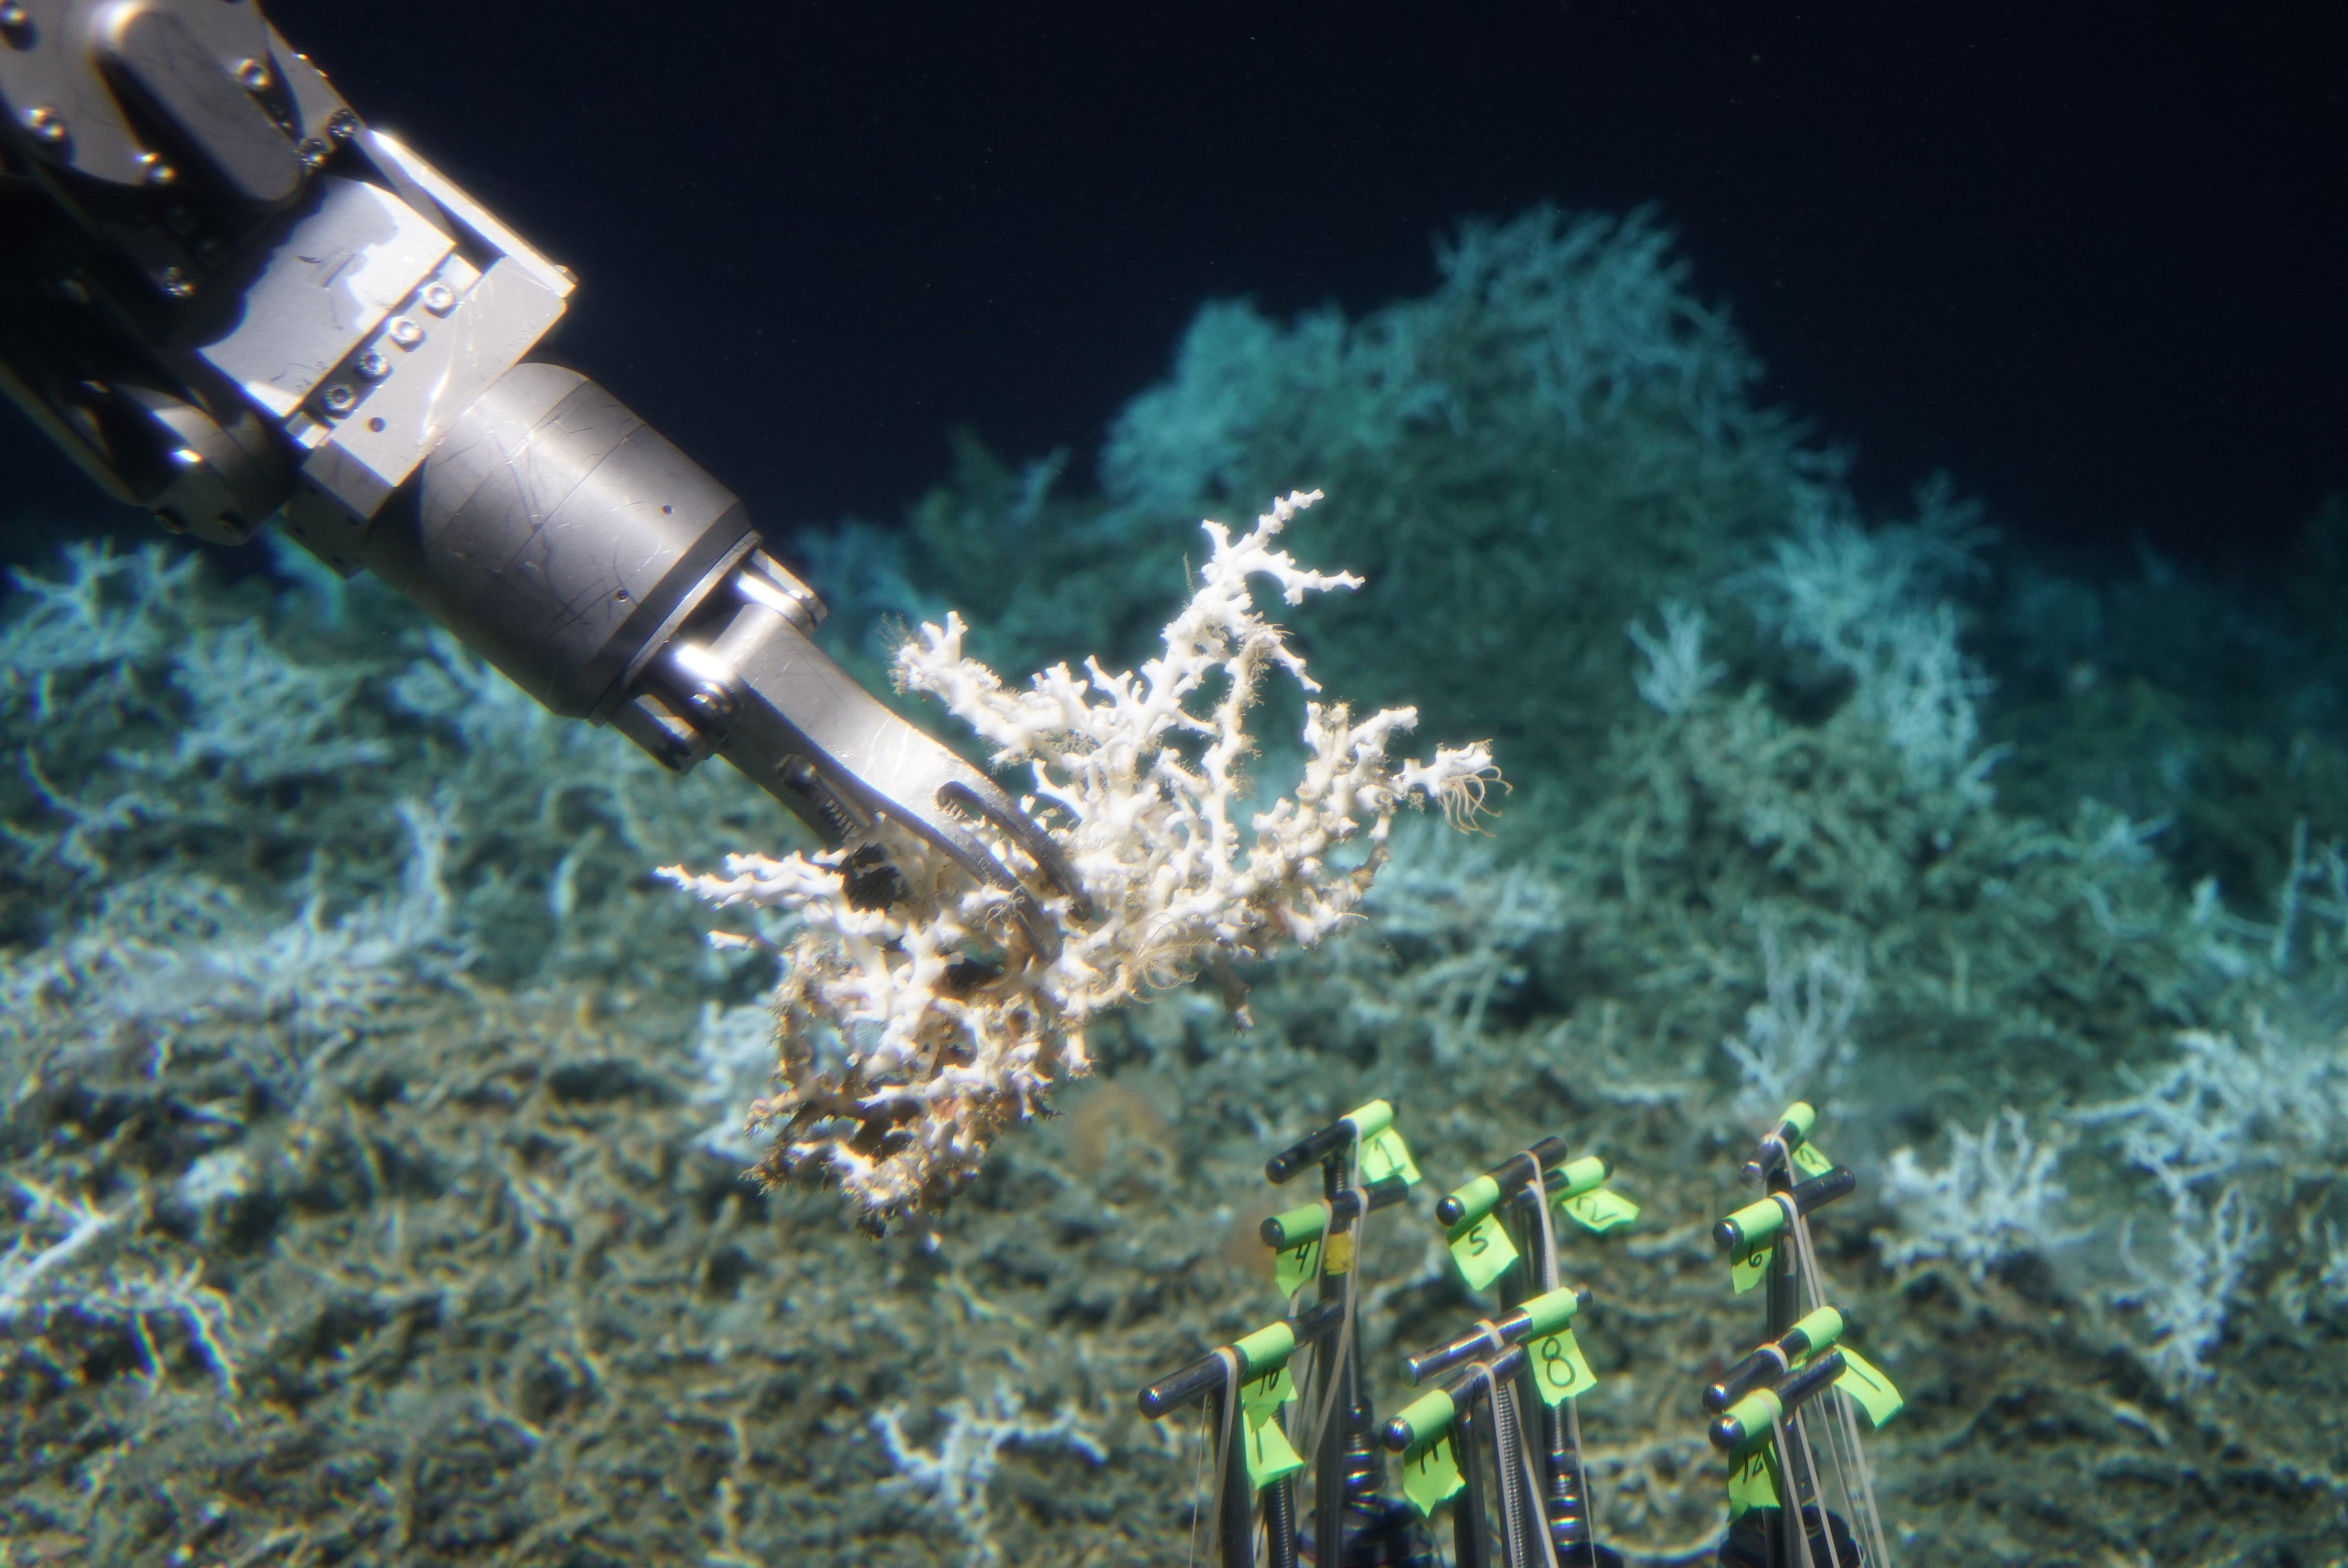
1528;1329;1598;1406
1360;1125;1423;1187
1725;1441;1781;1518
1559;1185;1640;1235
1447;1213;1519;1292
1400;1432;1465;1517
1242;1407;1307;1489
1730;1241;1773;1295
1240;1365;1297;1418
1790;1140;1835;1178
1273;1235;1321;1297
1833;1346;1903;1428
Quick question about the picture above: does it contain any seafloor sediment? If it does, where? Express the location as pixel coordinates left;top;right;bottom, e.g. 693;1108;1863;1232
6;204;2347;1565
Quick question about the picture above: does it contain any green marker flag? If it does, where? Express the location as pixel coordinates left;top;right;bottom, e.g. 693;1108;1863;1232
1546;1155;1639;1235
1360;1125;1423;1187
1528;1328;1598;1406
1559;1186;1640;1234
1242;1407;1307;1489
1832;1346;1903;1427
1272;1235;1321;1298
1719;1192;1786;1295
1725;1441;1781;1518
1240;1364;1298;1416
1400;1433;1465;1516
1239;1367;1306;1488
1790;1139;1835;1179
1448;1211;1519;1292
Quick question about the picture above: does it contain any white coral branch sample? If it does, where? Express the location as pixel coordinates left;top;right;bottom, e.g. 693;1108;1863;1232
872;1384;1105;1566
1881;1108;2078;1280
2119;1184;2263;1386
2078;1018;2347;1205
1720;926;1865;1117
665;491;1496;1216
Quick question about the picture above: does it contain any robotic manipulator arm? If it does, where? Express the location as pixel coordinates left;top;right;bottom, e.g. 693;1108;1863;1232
0;0;1078;947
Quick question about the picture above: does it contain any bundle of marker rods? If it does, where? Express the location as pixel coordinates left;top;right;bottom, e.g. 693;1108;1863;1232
1706;1103;1903;1568
1137;1102;1640;1568
1136;1099;1907;1568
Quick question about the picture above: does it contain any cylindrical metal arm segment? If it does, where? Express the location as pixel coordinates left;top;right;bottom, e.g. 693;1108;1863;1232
1386;1386;1458;1453
1703;1306;1846;1412
1382;1347;1529;1452
1136;1301;1346;1418
1543;1154;1609;1204
1708;1350;1847;1453
1713;1166;1857;1253
1258;1177;1409;1249
1435;1135;1570;1227
1789;1165;1857;1214
1404;1285;1592;1384
1264;1098;1393;1184
361;363;752;720
1737;1101;1819;1187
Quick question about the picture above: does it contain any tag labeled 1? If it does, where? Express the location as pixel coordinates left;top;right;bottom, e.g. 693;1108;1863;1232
1239;1368;1305;1489
1400;1433;1464;1516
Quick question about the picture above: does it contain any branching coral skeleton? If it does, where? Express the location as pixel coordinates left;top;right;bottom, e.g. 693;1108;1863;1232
1881;1108;2080;1281
665;492;1496;1216
872;1385;1105;1566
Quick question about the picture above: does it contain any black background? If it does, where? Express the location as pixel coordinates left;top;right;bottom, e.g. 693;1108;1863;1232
6;1;2344;572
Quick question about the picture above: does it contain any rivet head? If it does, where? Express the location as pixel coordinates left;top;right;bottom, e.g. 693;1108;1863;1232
137;151;176;185
321;384;358;416
158;266;195;298
352;350;389;381
0;2;30;34
296;137;329;168
235;58;271;92
24;106;65;146
419;282;458;316
385;316;424;349
325;107;359;141
685;684;737;726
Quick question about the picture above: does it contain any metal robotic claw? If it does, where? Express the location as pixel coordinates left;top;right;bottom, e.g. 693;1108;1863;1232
0;0;1080;938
